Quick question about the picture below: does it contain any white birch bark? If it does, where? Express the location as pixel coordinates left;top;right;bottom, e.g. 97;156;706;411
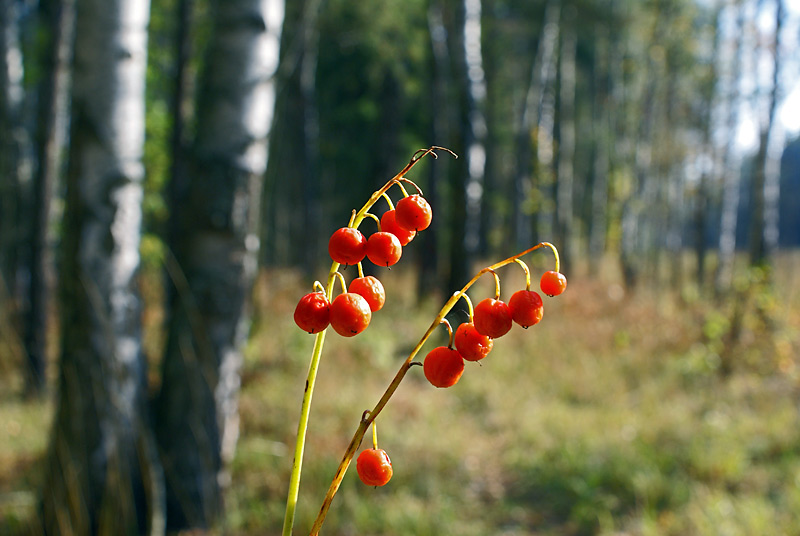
155;0;284;529
43;0;152;533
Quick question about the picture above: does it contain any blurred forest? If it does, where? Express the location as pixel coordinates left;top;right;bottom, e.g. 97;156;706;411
1;0;799;534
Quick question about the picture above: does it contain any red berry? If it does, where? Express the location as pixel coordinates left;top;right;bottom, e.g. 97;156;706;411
380;209;416;246
329;293;371;337
473;298;513;338
328;227;367;265
356;448;393;487
454;322;494;362
395;194;432;232
508;289;544;328
540;271;567;296
366;232;402;267
423;346;465;388
349;276;386;312
293;292;330;334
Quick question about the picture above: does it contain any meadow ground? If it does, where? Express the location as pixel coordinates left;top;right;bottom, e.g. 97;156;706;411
2;253;799;535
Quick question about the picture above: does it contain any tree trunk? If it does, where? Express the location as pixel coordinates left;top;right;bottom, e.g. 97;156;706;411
715;0;745;292
693;6;721;289
445;0;473;292
154;0;283;529
419;1;448;297
463;0;486;260
23;0;76;397
748;0;783;268
41;0;154;532
555;11;576;274
0;0;25;318
513;0;558;251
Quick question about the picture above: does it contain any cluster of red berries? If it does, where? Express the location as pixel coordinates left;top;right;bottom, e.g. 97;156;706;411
293;193;433;338
423;270;567;388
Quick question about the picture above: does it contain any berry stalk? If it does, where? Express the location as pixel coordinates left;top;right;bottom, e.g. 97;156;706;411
309;241;560;535
282;147;455;536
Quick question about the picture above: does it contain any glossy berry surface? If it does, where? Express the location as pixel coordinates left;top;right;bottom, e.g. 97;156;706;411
380;209;416;246
349;276;386;312
423;346;465;388
366;231;403;267
293;292;330;334
395;194;433;232
540;270;568;296
328;227;367;265
356;448;393;487
454;322;494;362
508;289;544;328
329;293;372;337
473;298;513;338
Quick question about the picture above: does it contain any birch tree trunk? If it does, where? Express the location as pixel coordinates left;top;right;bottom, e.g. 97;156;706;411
41;0;154;533
154;0;283;529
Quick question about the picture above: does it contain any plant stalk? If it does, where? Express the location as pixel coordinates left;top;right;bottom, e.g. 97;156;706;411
282;147;454;536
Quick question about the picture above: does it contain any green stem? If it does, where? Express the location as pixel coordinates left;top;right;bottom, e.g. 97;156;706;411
281;327;327;536
309;241;560;534
281;147;453;536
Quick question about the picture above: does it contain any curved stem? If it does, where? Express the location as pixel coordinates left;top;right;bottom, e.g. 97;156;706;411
309;241;560;535
282;147;454;536
488;269;501;300
514;259;532;291
439;318;454;348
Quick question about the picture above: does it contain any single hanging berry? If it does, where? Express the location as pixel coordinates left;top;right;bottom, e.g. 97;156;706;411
293;292;330;334
380;209;416;245
349;275;386;312
508;289;544;328
366;231;402;267
454;322;493;362
473;298;513;338
540;270;567;297
328;227;367;265
356;448;393;486
329;292;372;336
395;194;432;232
423;346;465;388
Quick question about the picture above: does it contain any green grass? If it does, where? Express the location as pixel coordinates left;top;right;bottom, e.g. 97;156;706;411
2;254;799;535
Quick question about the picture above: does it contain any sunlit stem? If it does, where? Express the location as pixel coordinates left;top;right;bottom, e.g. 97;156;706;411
282;147;454;536
440;318;454;348
371;419;378;450
488;269;501;300
514;259;532;291
539;241;560;273
381;192;394;210
364;211;380;231
312;280;326;294
460;293;475;322
333;272;347;295
356;262;365;279
282;327;327;536
398;176;425;195
309;241;560;535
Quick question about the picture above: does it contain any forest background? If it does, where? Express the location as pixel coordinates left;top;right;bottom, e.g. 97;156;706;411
1;0;800;534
